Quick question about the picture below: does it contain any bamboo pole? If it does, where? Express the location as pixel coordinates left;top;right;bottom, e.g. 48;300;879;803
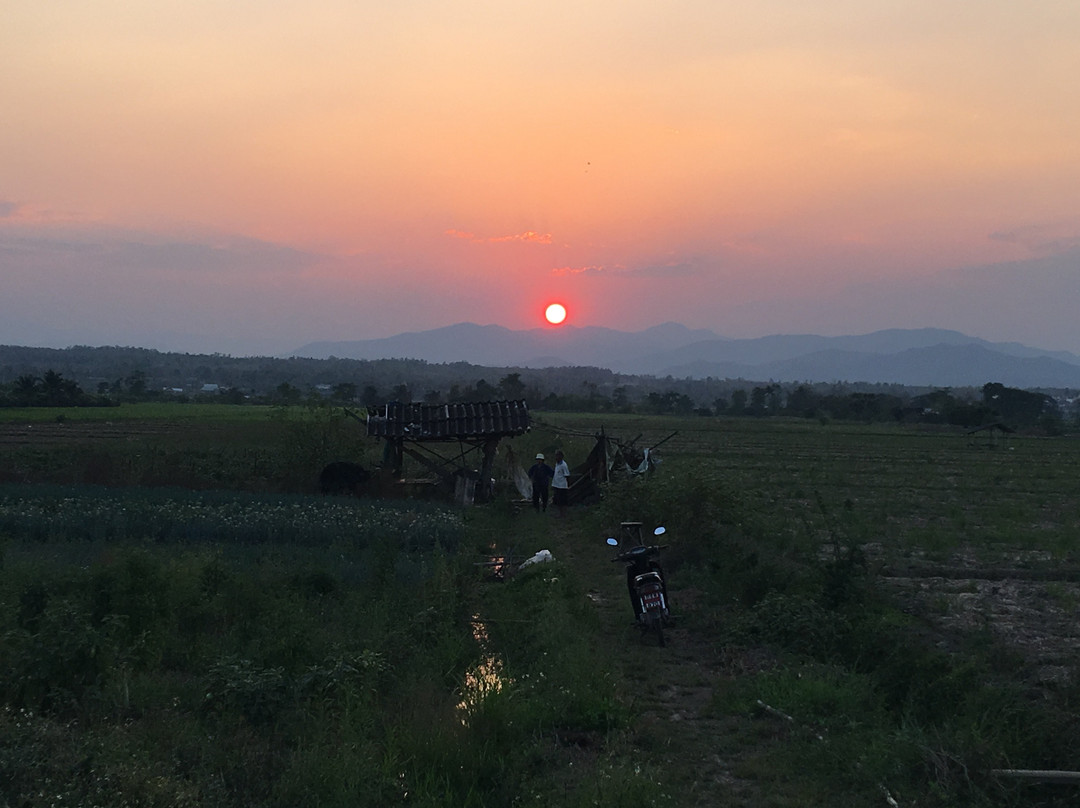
991;769;1080;784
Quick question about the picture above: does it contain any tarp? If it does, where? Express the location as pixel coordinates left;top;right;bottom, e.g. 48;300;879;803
513;465;533;499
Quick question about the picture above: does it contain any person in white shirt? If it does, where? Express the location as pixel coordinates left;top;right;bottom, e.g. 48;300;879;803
551;450;570;517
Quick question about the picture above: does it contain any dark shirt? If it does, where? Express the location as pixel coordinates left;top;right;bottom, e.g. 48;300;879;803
528;462;554;488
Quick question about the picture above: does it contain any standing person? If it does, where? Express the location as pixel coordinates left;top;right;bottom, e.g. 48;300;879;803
551;449;571;517
527;453;554;512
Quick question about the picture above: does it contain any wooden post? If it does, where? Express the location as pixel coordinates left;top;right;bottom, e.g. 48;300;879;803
477;437;500;503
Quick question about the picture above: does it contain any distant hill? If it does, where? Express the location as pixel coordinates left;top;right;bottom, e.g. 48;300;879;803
292;322;724;369
292;324;1080;388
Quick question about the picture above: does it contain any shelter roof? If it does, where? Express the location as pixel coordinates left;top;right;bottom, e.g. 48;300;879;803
366;400;530;440
967;422;1016;434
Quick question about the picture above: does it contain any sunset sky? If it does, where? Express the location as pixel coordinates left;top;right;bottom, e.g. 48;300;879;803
4;1;1080;356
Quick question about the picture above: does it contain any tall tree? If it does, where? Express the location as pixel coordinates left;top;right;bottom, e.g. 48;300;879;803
982;382;1059;425
498;373;526;400
13;374;40;406
331;382;357;402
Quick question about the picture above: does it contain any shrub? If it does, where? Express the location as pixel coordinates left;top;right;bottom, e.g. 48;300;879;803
746;591;851;660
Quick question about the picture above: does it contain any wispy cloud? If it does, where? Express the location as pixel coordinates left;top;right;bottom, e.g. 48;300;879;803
444;228;477;241
0;201;91;224
0;226;319;276
551;264;609;276
627;262;699;278
989;222;1080;255
444;228;552;245
550;261;698;278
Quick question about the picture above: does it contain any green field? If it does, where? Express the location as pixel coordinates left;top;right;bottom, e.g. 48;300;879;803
0;402;279;423
0;403;377;492
2;410;1079;806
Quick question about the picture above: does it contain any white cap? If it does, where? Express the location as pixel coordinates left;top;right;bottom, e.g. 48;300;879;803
536;453;545;460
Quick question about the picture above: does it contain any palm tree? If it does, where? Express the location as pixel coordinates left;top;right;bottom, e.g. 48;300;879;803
12;374;40;406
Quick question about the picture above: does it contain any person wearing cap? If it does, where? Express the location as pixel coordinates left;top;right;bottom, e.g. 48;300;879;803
527;453;554;512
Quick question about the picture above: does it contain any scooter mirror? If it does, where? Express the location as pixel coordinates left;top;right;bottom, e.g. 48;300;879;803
653;526;666;536
606;537;619;546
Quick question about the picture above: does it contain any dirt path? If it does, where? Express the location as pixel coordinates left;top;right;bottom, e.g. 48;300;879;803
516;509;767;806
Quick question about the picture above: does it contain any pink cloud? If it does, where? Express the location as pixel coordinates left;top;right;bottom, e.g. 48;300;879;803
488;230;552;244
551;264;607;276
444;228;477;241
550;262;697;278
444;228;552;245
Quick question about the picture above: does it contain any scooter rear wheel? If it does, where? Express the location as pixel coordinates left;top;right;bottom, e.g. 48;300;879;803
643;612;665;647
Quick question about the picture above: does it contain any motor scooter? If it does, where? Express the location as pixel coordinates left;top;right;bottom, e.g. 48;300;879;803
607;523;670;646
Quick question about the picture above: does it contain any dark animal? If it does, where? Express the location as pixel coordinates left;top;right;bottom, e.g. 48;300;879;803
319;461;370;496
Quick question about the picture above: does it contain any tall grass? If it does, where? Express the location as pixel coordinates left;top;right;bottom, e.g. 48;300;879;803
0;482;639;807
584;427;1080;807
0;486;482;807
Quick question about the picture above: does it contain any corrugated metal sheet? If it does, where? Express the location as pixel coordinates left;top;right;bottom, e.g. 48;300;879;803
366;400;530;439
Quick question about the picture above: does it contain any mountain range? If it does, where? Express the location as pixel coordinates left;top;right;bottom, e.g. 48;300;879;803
293;324;1080;389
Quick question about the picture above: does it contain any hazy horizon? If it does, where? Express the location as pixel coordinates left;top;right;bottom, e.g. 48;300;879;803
4;2;1080;356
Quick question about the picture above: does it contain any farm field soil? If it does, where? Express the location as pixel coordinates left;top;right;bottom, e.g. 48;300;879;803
0;403;279;424
0;404;285;449
0;418;240;446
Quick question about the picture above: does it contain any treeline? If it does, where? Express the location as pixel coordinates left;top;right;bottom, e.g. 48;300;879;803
536;380;1068;431
2;368;1071;432
0;345;626;401
1;345;1075;431
722;381;1067;431
1;370;115;408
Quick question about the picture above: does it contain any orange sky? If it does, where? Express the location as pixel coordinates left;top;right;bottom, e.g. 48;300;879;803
3;1;1080;354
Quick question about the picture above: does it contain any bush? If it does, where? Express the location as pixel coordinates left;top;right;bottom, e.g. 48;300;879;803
746;591;851;660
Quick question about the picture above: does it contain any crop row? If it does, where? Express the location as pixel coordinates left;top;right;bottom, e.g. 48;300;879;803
0;484;463;551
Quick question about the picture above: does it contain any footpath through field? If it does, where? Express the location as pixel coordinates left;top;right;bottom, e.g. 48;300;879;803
489;505;777;807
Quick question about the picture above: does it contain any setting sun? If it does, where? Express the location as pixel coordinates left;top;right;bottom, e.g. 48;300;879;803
544;303;567;325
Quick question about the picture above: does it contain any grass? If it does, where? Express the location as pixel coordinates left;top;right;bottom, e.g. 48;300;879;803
3;411;1080;806
0;488;633;806
552;414;1080;805
0;404;379;492
0;513;487;806
0;402;279;423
